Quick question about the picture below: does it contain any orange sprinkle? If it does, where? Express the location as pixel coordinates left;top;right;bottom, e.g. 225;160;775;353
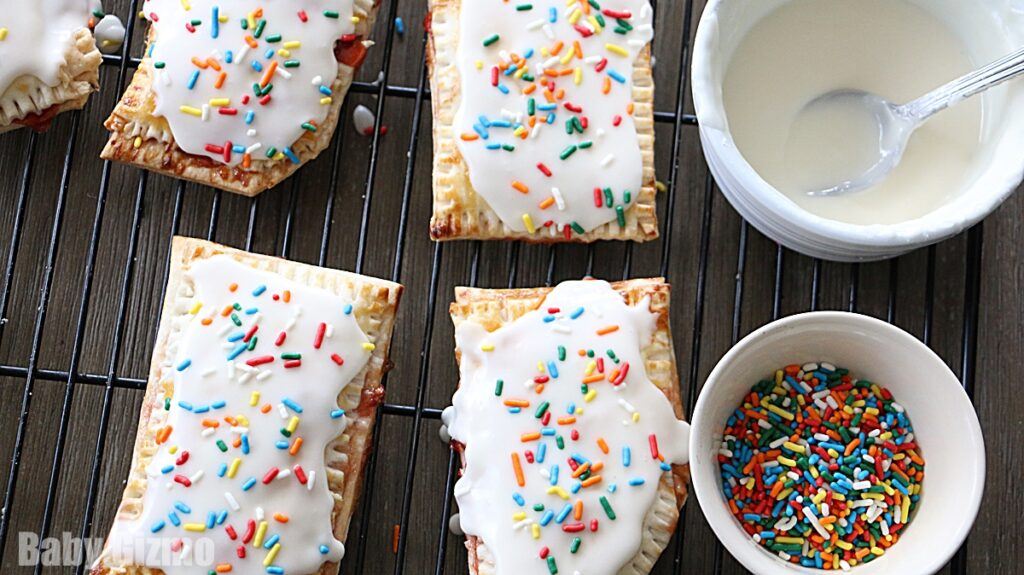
556;416;576;425
289;437;303;455
460;133;480;141
244;34;259;48
550;41;564;55
215;72;227;89
231;437;241;448
597;438;609;454
229;283;238;292
521;432;542;442
273;513;289;523
504;399;530;408
539;197;555;210
392;525;400;554
224;416;239;426
627;102;635;114
591;461;604;473
155;426;173;444
596;325;619;336
582;374;604;384
260;403;272;414
191;56;209;69
572;462;591;478
511;453;525;487
534;383;545;394
573;500;583;520
844;437;860;456
523;84;537;95
221;305;233;317
206;57;222;71
580;475;602;488
201;318;213;326
242;153;252;169
260;61;278;88
573;41;583;58
201;419;220;428
512;180;530;194
215;564;233;573
602;77;611;94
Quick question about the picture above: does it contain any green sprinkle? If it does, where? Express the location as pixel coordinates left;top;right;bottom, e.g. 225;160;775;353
547;556;558;574
533;503;545;511
284;60;301;68
555;435;565;450
154;61;166;69
516;3;534;10
501;143;515;151
535;401;550;418
254;19;266;38
265;34;282;43
216;440;228;452
301;122;317;132
570;221;585;235
559;145;578;160
599;496;616;520
247;337;257;351
623;190;632;204
280;428;292;438
558;345;566;361
281;353;301;360
616;205;626;227
323;10;340;18
164;397;171;410
494;379;504;396
578;140;593;149
603;187;614;207
482;33;500;47
265;146;278;158
230;313;242;326
570;537;581;553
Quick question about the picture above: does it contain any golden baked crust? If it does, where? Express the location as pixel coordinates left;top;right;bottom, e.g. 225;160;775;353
427;0;659;243
449;279;689;575
0;27;101;133
90;236;403;575
100;0;379;197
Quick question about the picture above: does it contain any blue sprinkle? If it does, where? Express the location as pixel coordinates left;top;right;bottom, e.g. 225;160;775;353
547;362;559;379
507;407;522;414
608;70;627;83
187;70;199;90
168;511;180;526
570;307;585;319
212;400;226;409
150;520;166;533
217;463;228;477
549;7;557;22
194;405;210;414
319;544;330;554
629;477;645;486
178;401;194;411
225;50;233;64
555;503;572;523
282;398;304;413
550;464;559;485
275;440;290;449
622;446;631;467
217;510;228;525
263;534;280;549
252;286;267;298
245;110;255;124
245;307;258;315
227;343;247;361
607;484;618;493
513;493;526;506
176;359;192;371
570;482;582;494
174;501;191;514
543;315;556;323
395;17;405;35
330;409;345;419
211;7;219;38
161;465;174;474
266;567;284;574
473;123;490;140
251;60;264;72
242;477;257;491
264;48;275;59
537;443;547;463
282;147;300;164
241;434;250;454
319;85;333;96
486;143;502;150
539;510;555;526
206;511;216;529
523;48;534;59
343;303;353;315
497;84;510;94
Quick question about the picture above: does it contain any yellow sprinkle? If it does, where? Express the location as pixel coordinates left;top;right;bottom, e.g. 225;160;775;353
584;361;596;376
531;523;541;539
583;389;597;403
180;0;191;10
480;343;495;352
588;15;602;32
605;43;629;57
219;14;228;23
277;49;291;58
183;523;206;532
782;441;805;454
512;512;527;521
861;492;885;501
870;547;885;557
514;67;528;79
168;445;178;454
834;540;853;551
568;7;582;24
775;487;793;501
253;521;268;547
574;67;582;85
350;16;359;24
362;342;376;352
777;456;797;467
286;416;300;433
560;50;574;65
547;486;570;500
320;97;333;105
133;136;142;149
180;105;203;117
475;59;484;70
228;457;241;479
537;361;545;372
283;41;301;49
765;403;795;421
775;537;804;545
631;412;640;423
249;391;260;407
0;28;8;41
522;213;536;234
189;302;203;315
775;370;784;384
263;543;281;566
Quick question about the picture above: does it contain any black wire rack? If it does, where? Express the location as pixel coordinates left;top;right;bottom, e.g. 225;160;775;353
0;0;985;573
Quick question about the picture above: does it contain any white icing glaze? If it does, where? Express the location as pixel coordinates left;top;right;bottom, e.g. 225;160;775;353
450;280;690;574
0;0;93;95
144;0;356;166
107;255;373;574
454;1;655;237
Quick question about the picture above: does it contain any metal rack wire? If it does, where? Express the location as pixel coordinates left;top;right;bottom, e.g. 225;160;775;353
0;0;981;573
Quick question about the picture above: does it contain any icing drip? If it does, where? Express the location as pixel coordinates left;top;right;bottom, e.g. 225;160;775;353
144;0;356;166
454;1;655;237
0;0;93;95
450;280;690;574
107;255;373;574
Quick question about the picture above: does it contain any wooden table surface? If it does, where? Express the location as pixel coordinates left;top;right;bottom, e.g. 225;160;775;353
0;1;1020;573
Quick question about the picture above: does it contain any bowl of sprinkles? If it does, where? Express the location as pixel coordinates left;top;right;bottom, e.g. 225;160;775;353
689;312;985;575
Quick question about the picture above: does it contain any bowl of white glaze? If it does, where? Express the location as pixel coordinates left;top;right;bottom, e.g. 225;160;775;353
691;0;1024;262
689;312;986;575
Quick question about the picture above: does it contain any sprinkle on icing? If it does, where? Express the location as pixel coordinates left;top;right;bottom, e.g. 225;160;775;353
143;0;358;167
450;280;690;574
0;0;95;95
107;255;374;574
454;1;655;238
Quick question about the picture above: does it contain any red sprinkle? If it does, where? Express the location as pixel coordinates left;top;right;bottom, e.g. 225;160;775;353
562;522;586;533
173;474;192;487
262;467;280;484
175;451;190;466
242;520;256;544
294;465;308;484
284;359;302;369
275;331;287;346
537;163;552;177
246;355;274;367
330;353;345;366
243;324;259;342
649;434;660;459
225;525;237;540
314;322;327;349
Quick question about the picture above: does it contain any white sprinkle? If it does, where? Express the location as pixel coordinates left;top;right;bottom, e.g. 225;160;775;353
600;154;615;167
201;104;210;121
201;367;217;377
307;470;315;491
256;370;272;382
201;427;216;437
277;469;291;480
189;470;205;484
256;507;265;521
224;491;240;510
246;143;262;155
551;187;565;210
526;18;545;30
542;24;554;39
311;75;323;85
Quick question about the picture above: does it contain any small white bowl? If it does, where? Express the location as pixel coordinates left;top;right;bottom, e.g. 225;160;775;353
691;0;1024;262
689;312;985;575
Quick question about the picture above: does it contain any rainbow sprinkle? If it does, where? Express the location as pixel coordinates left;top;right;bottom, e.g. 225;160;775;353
719;363;924;571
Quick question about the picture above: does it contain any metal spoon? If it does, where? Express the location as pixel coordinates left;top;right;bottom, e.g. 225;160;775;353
798;45;1024;197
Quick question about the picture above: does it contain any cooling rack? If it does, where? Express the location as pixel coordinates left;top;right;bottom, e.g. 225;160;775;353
0;0;1002;573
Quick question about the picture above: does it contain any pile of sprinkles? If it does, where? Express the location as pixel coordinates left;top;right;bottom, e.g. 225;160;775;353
455;0;655;237
719;363;924;571
143;0;363;167
108;256;373;574
450;281;689;574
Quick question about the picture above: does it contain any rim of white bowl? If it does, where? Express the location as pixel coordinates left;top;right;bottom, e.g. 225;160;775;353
691;0;1024;252
689;311;986;575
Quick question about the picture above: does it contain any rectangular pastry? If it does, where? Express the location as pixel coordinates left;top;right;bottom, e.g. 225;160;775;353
91;236;402;574
0;2;102;133
101;0;379;196
428;0;659;242
447;278;690;574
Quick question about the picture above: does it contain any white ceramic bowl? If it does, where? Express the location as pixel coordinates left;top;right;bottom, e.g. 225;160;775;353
689;312;985;575
691;0;1024;262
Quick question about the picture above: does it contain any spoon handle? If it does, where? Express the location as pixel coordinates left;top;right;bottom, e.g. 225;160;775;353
902;45;1024;121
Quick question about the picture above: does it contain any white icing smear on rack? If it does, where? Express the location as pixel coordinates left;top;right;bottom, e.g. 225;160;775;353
107;255;373;574
454;1;654;237
0;0;93;95
450;280;690;574
145;0;355;166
